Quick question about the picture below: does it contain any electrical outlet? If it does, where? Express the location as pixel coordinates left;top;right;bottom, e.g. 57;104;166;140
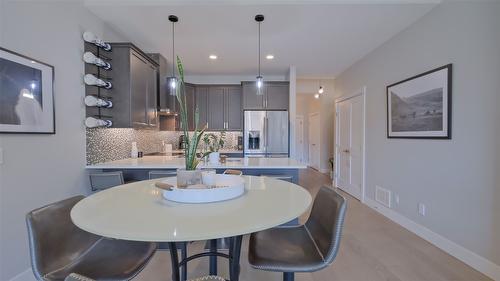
418;203;426;216
395;194;400;206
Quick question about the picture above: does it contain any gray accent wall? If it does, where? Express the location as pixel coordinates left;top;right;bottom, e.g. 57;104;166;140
0;2;128;280
334;2;500;267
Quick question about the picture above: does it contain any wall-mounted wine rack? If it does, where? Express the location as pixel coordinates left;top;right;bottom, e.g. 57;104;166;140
83;31;113;128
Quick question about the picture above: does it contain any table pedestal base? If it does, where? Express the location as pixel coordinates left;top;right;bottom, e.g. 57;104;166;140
168;236;243;281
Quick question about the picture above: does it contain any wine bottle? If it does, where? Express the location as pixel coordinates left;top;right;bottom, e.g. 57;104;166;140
83;52;111;70
83;31;111;51
84;95;112;108
85;117;112;128
84;74;112;89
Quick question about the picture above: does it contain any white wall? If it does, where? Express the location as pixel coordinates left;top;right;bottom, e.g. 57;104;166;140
334;1;500;274
0;2;127;280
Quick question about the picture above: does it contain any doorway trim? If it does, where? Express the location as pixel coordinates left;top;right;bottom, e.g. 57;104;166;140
295;115;305;164
334;86;366;203
308;112;320;171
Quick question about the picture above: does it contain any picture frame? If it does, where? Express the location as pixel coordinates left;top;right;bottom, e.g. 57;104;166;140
0;47;55;134
387;64;452;139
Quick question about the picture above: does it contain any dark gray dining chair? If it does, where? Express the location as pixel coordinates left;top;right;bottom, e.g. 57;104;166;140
89;171;124;191
248;186;347;281
26;196;157;281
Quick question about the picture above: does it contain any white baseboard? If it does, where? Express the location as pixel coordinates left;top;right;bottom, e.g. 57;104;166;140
364;198;500;281
8;268;35;281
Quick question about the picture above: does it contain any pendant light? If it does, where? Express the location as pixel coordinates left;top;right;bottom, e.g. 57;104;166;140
255;14;264;95
168;15;178;94
318;80;324;94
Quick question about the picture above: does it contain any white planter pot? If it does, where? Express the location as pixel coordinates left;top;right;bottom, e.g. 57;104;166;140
209;152;220;165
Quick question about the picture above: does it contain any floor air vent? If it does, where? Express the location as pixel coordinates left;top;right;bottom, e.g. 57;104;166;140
375;186;391;208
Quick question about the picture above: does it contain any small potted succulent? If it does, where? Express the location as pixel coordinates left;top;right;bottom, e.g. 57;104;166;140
174;56;210;187
203;131;226;165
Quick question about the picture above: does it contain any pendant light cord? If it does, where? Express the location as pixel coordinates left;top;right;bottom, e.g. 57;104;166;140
258;21;261;77
172;21;175;76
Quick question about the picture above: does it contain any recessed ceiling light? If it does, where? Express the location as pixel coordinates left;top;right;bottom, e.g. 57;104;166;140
209;55;217;60
266;54;274;60
314;93;320;99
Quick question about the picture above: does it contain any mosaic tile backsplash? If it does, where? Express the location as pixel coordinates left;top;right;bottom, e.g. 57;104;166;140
86;128;242;164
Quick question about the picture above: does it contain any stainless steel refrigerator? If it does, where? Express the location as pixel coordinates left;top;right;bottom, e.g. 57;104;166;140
244;110;289;157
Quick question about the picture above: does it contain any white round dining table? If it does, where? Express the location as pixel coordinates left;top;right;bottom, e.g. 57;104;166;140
71;175;312;242
71;175;312;281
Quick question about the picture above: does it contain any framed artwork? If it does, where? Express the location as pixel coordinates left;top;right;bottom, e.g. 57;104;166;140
387;64;452;139
0;47;55;134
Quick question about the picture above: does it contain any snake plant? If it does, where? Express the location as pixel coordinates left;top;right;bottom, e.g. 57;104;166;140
175;56;209;170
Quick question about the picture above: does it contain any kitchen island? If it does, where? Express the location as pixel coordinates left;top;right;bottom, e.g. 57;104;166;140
86;156;307;183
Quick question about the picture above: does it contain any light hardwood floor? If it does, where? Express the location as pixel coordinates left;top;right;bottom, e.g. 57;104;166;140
135;168;490;281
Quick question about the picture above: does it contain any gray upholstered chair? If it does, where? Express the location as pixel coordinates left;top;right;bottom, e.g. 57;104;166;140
248;186;347;281
148;170;177;179
65;273;226;281
26;196;157;281
89;171;124;191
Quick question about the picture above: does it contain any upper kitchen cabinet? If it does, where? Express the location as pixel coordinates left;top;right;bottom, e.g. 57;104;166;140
242;82;264;110
207;86;226;130
183;83;196;131
195;86;209;129
196;85;242;131
225;86;243;130
242;81;289;110
109;43;158;128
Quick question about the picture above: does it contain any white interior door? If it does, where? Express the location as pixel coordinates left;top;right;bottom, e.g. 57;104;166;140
309;113;320;170
295;116;304;163
336;93;364;200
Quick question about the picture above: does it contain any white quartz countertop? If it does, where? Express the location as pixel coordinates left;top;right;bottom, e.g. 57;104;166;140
86;156;307;169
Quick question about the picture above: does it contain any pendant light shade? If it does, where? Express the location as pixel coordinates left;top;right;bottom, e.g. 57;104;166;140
169;15;178;95
255;14;264;95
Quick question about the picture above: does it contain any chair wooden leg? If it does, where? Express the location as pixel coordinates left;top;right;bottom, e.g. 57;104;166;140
283;272;294;281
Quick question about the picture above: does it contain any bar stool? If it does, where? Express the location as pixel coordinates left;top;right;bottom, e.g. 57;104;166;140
149;170;177;179
223;169;243;175
88;171;124;191
27;196;156;281
261;174;293;182
248;186;347;281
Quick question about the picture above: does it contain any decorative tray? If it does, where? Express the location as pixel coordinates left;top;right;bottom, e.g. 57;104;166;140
158;174;245;203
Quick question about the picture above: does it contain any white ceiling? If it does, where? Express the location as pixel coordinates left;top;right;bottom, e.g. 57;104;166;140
85;1;437;77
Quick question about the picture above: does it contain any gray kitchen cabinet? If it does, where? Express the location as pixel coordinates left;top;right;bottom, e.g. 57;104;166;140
195;86;209;129
198;85;243;131
110;43;159;129
265;82;289;110
146;62;158;127
225;86;242;130
185;83;196;131
242;81;289;110
242;82;265;110
208;86;226;130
